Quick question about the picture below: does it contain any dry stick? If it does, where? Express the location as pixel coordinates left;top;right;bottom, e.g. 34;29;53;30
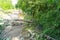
44;34;56;40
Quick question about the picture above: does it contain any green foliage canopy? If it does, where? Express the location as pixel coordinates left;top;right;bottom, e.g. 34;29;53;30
16;0;60;40
16;0;60;29
0;0;13;10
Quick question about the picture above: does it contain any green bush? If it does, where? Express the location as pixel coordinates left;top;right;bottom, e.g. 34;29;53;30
16;0;60;40
0;0;13;10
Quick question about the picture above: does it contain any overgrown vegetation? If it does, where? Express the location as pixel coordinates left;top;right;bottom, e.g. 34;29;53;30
0;0;13;10
16;0;60;40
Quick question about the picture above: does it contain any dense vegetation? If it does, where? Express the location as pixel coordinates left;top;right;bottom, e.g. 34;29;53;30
16;0;60;40
0;0;13;10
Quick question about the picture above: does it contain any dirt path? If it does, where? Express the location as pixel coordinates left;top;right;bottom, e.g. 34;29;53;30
1;20;25;40
0;9;25;40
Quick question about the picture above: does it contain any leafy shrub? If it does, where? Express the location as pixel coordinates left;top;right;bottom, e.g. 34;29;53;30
16;0;60;40
0;0;13;10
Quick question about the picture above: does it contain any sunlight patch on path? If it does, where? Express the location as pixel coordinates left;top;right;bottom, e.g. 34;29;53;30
0;9;24;20
12;37;19;40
